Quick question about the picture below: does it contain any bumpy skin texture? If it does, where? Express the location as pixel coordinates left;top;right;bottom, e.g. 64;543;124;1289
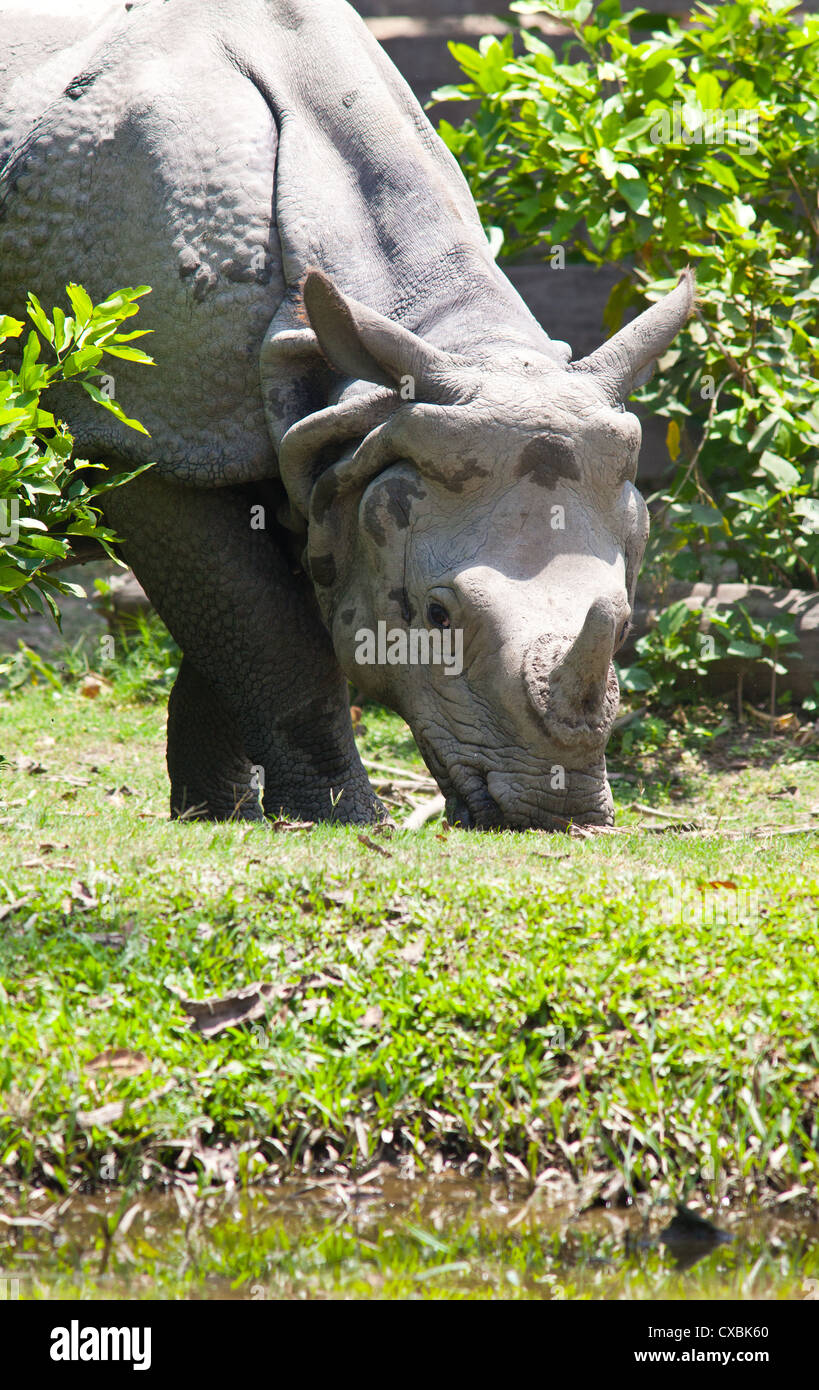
0;0;693;828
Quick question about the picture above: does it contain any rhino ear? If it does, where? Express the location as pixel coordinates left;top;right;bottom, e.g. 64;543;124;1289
302;269;453;397
570;269;695;403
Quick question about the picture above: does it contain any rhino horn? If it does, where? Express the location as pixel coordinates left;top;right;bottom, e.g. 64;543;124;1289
569;269;695;402
302;269;453;399
558;598;617;710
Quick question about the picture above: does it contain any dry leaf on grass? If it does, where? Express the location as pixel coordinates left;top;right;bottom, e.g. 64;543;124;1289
323;888;353;908
268;819;315;833
640;822;700;834
383;898;413;925
399;935;426;965
0;1212;55;1232
61;879;97;912
298;997;327;1021
298;888;353;913
0;898;31;922
632;802;699;823
752;823;818;837
79;673;111;699
167;969;343;1037
361;1004;384;1028
559;1059;598;1091
86;1048;151;1077
744;705;801;734
26;851;77;870
77;1100;126;1127
168;982;283;1036
77;1079;175;1129
14;757;47;775
357;833;393;858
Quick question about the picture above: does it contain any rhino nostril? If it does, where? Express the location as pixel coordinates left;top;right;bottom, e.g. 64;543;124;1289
446;795;472;828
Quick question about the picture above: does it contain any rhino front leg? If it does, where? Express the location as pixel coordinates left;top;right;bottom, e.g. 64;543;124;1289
101;470;384;825
167;657;262;821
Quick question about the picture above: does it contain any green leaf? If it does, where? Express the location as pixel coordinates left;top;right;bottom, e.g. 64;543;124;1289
694;73;722;111
618;114;659;141
61;346;104;376
101;345;155;364
657;600;693;638
689;503;724;528
80;381;150;434
756;451;801;491
0;315;25;342
91;286;151;317
595;147;618;180
617;664;655;692
25;294;55;346
24;534;69;558
641;61;675;100
726;640;762;659
52;306;72;354
616;175;650;215
65;282;94;329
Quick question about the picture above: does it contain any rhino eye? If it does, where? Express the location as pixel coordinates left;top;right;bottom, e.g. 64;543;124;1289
427;601;451;630
615;617;632;651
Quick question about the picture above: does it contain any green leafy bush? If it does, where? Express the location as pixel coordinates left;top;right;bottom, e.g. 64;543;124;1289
0;284;153;624
436;0;819;595
0;610;180;704
619;598;801;710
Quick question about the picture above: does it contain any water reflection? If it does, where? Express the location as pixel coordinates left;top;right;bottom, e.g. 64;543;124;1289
0;1172;815;1300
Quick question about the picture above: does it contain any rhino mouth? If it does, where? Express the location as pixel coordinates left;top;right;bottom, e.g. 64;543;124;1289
485;773;615;831
417;737;613;832
444;787;613;832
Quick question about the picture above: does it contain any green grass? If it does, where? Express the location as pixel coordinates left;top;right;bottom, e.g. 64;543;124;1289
0;638;818;1297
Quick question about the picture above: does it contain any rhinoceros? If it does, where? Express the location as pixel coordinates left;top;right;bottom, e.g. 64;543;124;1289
0;0;693;829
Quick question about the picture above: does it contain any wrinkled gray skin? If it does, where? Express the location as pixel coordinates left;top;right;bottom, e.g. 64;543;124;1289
0;0;694;829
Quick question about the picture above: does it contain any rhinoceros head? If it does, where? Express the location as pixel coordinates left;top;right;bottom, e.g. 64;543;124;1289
277;269;694;829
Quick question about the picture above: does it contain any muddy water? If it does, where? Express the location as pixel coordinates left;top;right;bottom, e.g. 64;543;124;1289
1;1175;817;1299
